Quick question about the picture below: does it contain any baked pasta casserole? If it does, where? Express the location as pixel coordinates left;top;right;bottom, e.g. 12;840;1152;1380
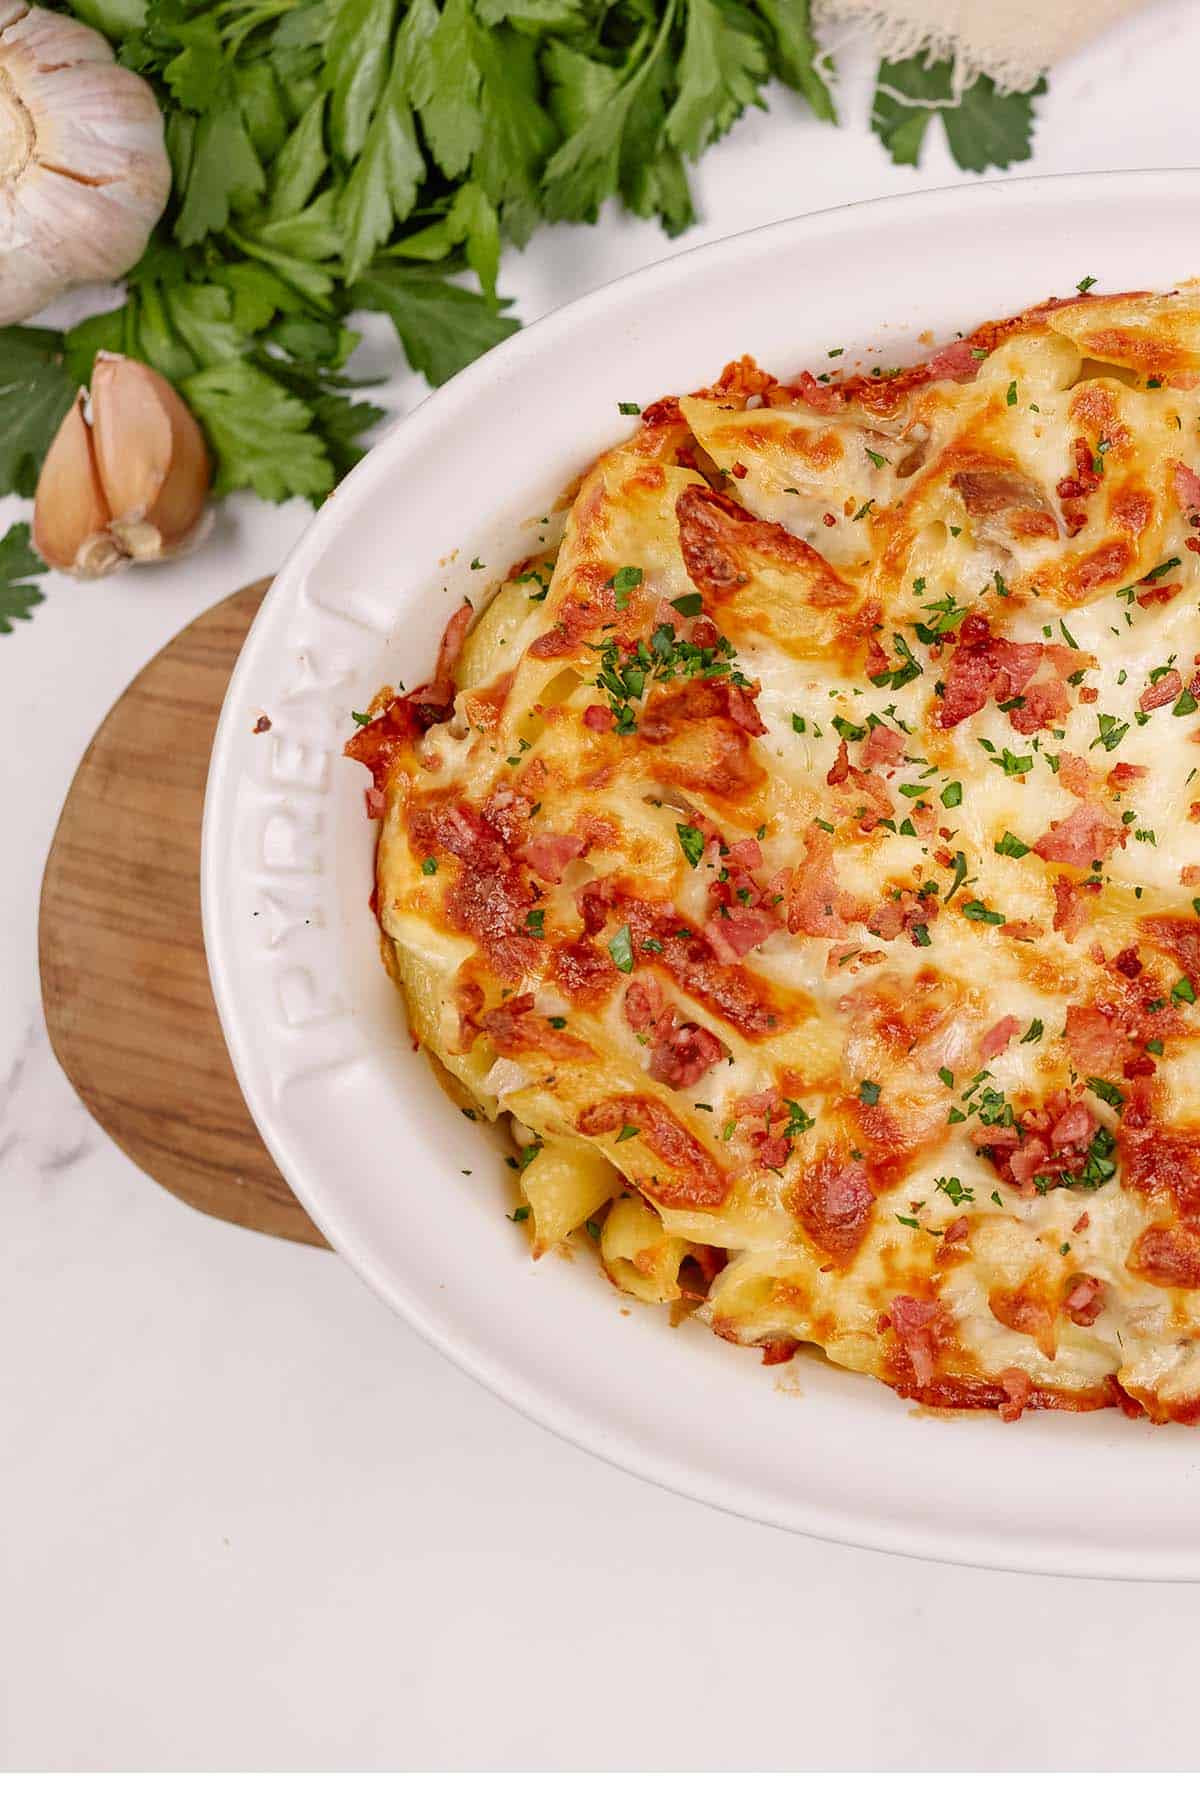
348;286;1200;1424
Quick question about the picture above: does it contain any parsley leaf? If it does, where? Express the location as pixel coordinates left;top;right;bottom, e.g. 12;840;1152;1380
872;56;1044;173
0;525;48;634
350;264;519;387
0;328;75;498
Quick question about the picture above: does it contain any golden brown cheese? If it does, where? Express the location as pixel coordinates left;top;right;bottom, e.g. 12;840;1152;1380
350;287;1200;1425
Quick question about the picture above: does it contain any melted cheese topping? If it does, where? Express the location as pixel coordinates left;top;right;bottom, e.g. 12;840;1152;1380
354;288;1200;1425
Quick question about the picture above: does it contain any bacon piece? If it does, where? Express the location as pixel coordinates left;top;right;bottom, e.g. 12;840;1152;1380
827;739;850;786
1140;670;1182;711
365;784;386;819
1183;864;1200;885
847;765;894;825
865;636;891;681
1056;436;1103;535
704;906;774;964
1065;1004;1127;1076
791;369;845;413
1064;1276;1105;1325
790;1152;875;1263
936;614;1046;730
1141;914;1200;985
623;975;664;1034
1128;1223;1200;1289
787;825;868;938
433;601;472;689
481;995;595;1061
889;1295;941;1385
952;463;1058;542
583;704;612;733
1050;1101;1096;1152
725;683;767;737
991;638;1043;697
1108;761;1147;790
989;1285;1056;1361
978;1014;1019;1061
1045;644;1097;680
1052;875;1091;941
943;1217;969;1247
725;837;763;874
648;1018;726;1090
519;832;585;884
863;722;906;767
926;339;983;380
985;1090;1104;1195
577;1095;726;1208
1172;459;1200;515
998;1368;1033;1423
1009;678;1071;736
1033;802;1126;868
1056;751;1094;799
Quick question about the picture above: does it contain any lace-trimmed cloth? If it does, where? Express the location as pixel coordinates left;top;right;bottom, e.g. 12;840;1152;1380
815;0;1147;93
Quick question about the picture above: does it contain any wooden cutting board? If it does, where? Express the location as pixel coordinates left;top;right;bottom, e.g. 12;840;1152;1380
38;580;328;1249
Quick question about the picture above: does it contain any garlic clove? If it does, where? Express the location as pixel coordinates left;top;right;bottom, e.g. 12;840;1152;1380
32;391;123;579
90;353;211;557
0;5;170;325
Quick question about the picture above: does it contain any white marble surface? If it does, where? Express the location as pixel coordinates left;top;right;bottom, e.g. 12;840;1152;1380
5;4;1200;1770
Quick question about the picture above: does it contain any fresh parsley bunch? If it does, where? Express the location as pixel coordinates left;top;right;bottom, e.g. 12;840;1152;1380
0;0;1046;613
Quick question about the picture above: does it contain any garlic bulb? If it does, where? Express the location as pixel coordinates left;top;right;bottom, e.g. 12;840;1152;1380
34;353;212;577
0;3;170;326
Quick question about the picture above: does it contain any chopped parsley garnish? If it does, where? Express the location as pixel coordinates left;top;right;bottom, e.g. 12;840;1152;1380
941;781;963;808
1021;1018;1043;1043
961;899;1005;925
1091;714;1130;753
671;592;703;618
935;1175;974;1205
912;921;931;947
866;448;889;469
606;564;643;606
937;1066;954;1087
913;577;927;596
615;1124;641;1142
915;592;968;644
989;746;1034;777
894;1214;919;1230
994;830;1030;859
524;908;545;939
1086;1075;1125;1110
1076;275;1097;293
422;857;438;875
791;714;807;734
608;924;634;972
593;622;744;733
833;716;867;742
1174;688;1199;718
945;851;969;902
853;497;875;521
1172;976;1196;1006
507;1205;531;1222
676;823;706;867
351;709;372;726
859;1079;881;1106
549;1017;567;1030
1005;380;1018;406
783;1101;816;1138
617;401;641;415
869;633;923;691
